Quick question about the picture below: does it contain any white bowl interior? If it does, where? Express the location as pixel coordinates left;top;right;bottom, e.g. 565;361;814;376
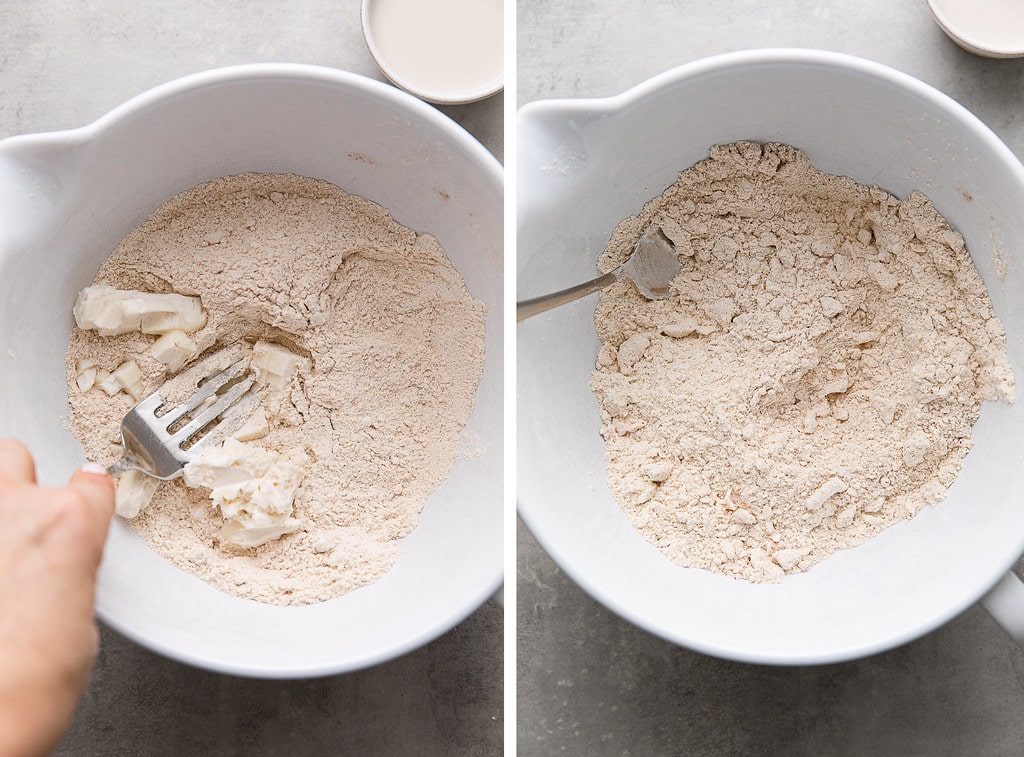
0;64;503;677
517;50;1024;664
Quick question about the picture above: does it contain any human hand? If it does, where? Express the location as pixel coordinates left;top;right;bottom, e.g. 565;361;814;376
0;439;115;757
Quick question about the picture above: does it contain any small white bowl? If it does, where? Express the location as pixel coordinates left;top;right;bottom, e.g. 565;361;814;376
928;0;1024;59
361;0;503;105
518;49;1024;665
0;63;503;678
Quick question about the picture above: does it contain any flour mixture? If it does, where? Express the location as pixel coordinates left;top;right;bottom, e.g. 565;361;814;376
591;142;1014;582
66;173;486;605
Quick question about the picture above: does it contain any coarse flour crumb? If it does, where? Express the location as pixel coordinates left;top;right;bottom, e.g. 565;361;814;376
591;142;1014;582
66;173;486;605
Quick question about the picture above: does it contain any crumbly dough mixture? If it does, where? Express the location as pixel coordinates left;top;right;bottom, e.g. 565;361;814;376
591;142;1014;582
66;173;486;605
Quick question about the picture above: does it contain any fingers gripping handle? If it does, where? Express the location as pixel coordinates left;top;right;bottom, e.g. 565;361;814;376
982;571;1024;643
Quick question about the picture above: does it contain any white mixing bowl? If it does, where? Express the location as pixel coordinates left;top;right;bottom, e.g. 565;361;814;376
0;63;503;677
517;49;1024;664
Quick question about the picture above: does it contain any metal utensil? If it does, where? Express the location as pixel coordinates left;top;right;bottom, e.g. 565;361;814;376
517;226;681;322
106;344;261;479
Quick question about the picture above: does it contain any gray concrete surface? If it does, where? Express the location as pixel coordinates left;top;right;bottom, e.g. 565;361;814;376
518;1;1024;755
0;3;502;755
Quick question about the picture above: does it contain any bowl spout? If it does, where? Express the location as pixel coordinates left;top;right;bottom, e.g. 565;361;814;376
0;130;89;257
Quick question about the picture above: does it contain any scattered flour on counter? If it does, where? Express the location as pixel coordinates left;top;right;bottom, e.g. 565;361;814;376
591;142;1014;582
65;173;486;605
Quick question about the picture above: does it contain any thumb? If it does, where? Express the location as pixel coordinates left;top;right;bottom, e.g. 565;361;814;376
67;462;116;531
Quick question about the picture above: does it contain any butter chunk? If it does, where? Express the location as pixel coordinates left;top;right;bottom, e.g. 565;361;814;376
98;370;123;397
150;329;198;373
75;359;98;393
96;361;144;401
232;408;270;442
251;341;302;391
115;468;161;519
111;360;145;401
183;438;304;548
218;512;302;549
74;284;207;336
250;341;304;420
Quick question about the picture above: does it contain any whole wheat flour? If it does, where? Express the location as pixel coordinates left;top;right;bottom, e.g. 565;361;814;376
65;173;486;605
591;142;1014;582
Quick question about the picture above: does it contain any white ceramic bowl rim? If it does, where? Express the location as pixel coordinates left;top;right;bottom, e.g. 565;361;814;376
517;47;1024;665
521;46;1019;124
31;62;502;168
